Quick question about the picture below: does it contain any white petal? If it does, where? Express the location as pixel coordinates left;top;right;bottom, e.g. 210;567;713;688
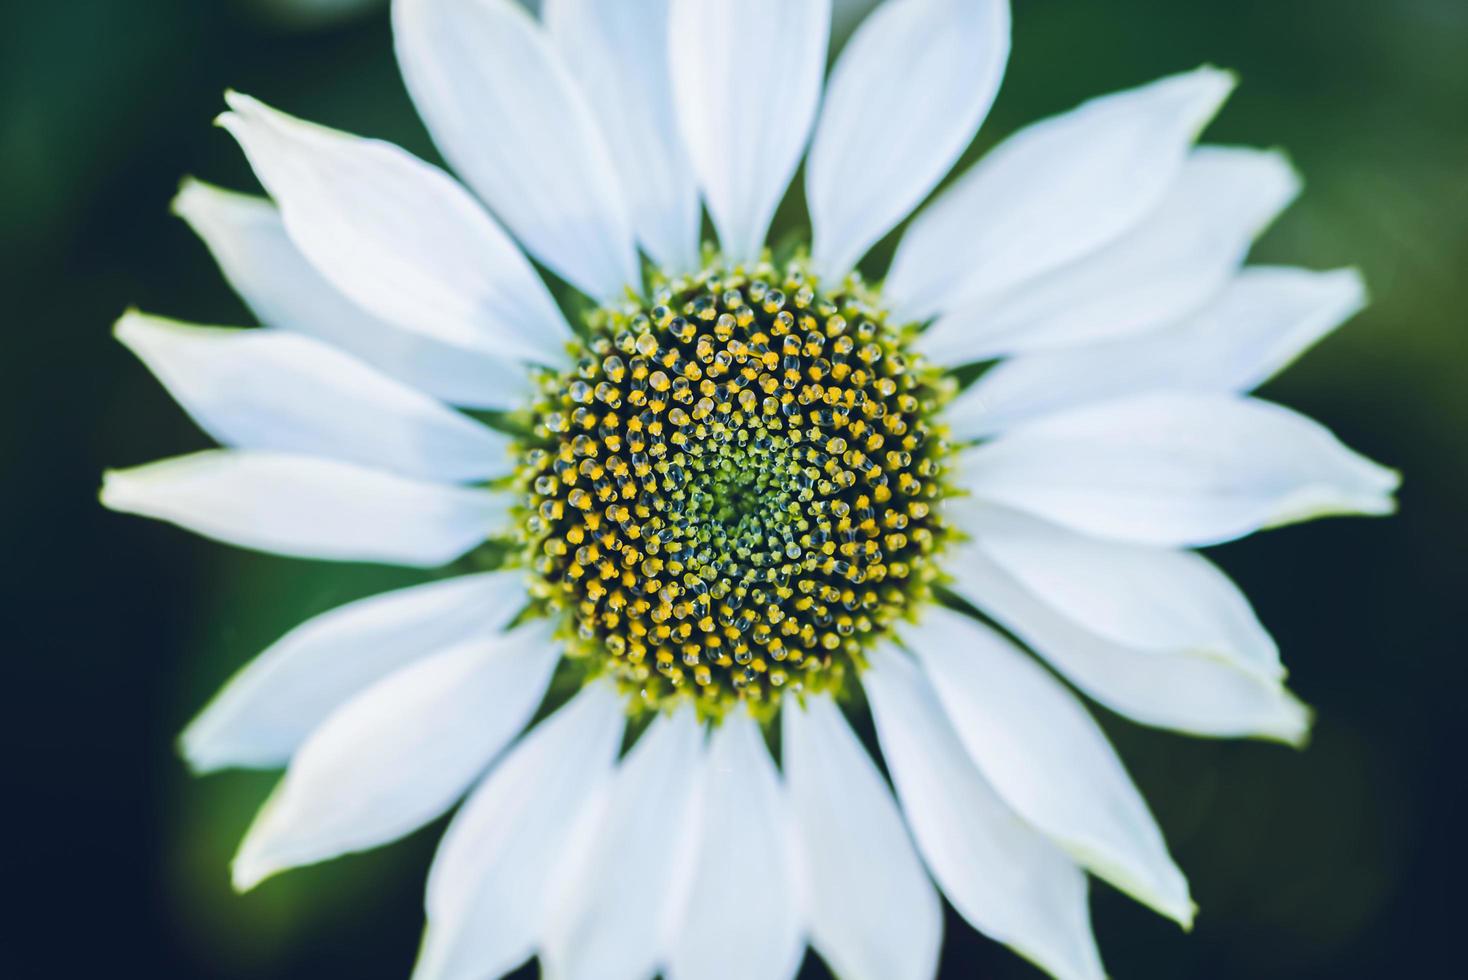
919;145;1300;364
393;0;639;299
960;392;1400;547
544;0;701;273
864;646;1103;980
416;683;627;980
905;607;1193;925
947;502;1281;679
942;537;1312;743
670;0;830;264
181;571;530;773
784;694;941;980
950;266;1369;436
541;707;703;980
231;621;560;890
886;67;1236;321
172;180;534;410
218;93;571;365
101;450;506;566
665;709;804;980
807;0;1009;281
115;312;510;483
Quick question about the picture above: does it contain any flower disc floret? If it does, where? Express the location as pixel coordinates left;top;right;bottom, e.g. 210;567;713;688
516;259;956;717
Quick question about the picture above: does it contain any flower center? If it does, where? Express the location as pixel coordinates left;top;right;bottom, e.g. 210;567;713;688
516;259;955;719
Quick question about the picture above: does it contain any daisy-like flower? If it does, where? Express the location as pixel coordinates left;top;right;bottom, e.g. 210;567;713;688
104;1;1399;977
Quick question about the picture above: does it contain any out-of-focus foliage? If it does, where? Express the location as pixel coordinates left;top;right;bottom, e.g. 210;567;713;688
235;0;878;38
239;0;383;29
2;1;1463;978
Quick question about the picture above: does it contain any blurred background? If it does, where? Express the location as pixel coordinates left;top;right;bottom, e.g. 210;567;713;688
3;0;1463;976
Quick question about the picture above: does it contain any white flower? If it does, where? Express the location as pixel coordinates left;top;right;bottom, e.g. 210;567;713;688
103;1;1398;978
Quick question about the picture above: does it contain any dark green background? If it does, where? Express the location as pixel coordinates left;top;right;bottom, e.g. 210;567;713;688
4;0;1463;976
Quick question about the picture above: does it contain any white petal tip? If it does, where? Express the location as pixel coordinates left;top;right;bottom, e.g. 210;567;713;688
223;89;260;114
111;307;146;340
1254;659;1290;684
1178;901;1200;933
98;468;137;514
1331;266;1371;311
1174;64;1239;128
215;93;278;141
111;308;166;350
1194;63;1239;97
170;176;207;217
99;461;178;518
1142;64;1238;142
1268;480;1399;529
1201;145;1306;235
1261;432;1401;529
1268;694;1316;749
1270;145;1305;188
1260;148;1306;216
175;727;219;775
1118;872;1197;930
1082;848;1194;929
229;847;278;893
1143;875;1197;931
230;801;296;893
185;677;378;783
176;719;265;776
170;176;254;227
1379;464;1405;495
1362;480;1402;512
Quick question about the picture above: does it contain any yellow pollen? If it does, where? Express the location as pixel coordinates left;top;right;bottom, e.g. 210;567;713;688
515;259;956;720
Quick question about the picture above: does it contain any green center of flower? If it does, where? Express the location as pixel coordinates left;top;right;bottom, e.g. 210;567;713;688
515;259;955;719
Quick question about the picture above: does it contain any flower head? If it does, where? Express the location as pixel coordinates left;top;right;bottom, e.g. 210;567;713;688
520;261;957;717
104;1;1397;977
